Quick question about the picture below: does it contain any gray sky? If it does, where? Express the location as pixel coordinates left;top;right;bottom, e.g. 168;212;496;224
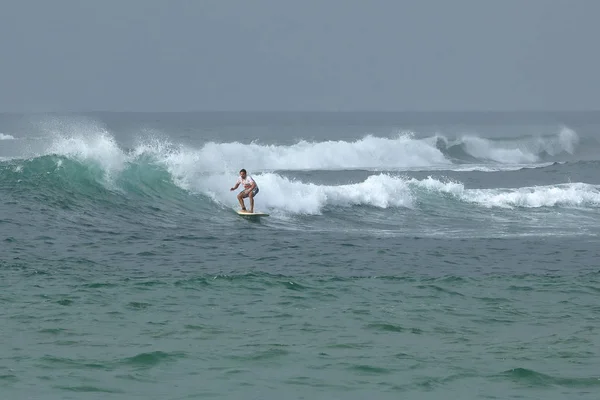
1;0;599;112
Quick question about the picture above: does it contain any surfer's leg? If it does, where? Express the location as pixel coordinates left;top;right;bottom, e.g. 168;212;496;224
248;187;258;213
248;191;254;213
237;191;246;210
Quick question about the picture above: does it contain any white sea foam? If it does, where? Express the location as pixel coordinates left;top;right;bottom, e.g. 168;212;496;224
0;133;15;140
182;171;600;214
465;182;600;208
415;178;600;209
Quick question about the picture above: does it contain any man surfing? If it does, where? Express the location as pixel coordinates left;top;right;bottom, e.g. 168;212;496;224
230;169;259;213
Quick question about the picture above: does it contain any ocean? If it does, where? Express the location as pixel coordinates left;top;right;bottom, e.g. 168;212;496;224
1;111;600;399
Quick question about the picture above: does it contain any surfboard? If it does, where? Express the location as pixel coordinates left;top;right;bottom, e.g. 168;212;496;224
236;210;269;217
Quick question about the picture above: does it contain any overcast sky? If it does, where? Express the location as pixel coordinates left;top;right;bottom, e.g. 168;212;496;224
1;0;599;112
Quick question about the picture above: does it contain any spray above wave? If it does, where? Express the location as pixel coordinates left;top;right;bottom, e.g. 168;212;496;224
0;133;15;140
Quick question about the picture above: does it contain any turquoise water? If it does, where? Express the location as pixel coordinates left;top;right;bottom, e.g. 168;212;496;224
2;112;600;399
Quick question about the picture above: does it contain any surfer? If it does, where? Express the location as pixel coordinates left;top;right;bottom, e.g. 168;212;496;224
230;169;259;213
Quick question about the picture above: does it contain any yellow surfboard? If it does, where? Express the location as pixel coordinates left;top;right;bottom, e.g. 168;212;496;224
236;210;269;217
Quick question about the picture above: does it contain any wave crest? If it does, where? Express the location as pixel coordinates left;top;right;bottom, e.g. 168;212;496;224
3;121;587;176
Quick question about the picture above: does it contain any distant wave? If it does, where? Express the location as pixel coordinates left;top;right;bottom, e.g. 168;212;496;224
162;132;452;171
0;133;15;140
171;127;582;170
435;127;580;164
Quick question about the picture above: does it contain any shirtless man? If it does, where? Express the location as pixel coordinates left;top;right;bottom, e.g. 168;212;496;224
230;169;259;213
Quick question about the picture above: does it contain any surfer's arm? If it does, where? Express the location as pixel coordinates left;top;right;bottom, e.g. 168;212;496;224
230;182;240;191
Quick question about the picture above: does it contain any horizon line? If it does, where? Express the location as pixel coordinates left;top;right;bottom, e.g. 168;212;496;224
2;109;600;114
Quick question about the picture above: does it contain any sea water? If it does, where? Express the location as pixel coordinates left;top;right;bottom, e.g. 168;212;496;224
1;112;600;399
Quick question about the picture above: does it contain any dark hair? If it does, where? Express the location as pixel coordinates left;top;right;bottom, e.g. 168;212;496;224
240;169;247;173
